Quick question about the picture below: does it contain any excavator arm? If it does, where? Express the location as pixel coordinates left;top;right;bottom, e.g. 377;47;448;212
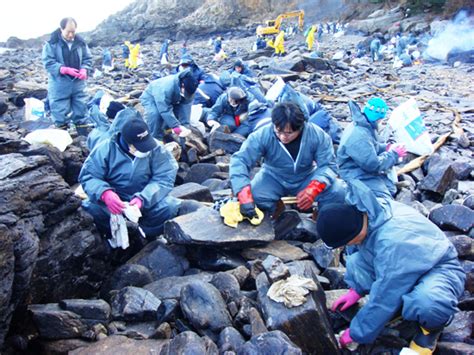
257;10;305;36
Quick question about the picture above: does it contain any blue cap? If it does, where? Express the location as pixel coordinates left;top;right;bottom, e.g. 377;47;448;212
363;97;388;122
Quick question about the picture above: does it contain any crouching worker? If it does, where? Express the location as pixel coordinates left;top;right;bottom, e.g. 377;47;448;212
229;102;345;218
316;181;465;354
79;118;182;239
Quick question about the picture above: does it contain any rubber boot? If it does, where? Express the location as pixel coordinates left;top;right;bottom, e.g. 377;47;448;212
409;326;442;355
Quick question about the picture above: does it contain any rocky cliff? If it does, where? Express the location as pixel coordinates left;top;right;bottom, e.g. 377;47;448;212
87;0;378;46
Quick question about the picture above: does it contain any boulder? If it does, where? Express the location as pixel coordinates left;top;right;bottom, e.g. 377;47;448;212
164;207;274;248
208;130;246;154
28;304;88;340
127;241;189;281
180;281;232;340
256;261;339;353
437;342;474;355
440;311;473;344
59;299;111;322
429;205;474;233
188;246;247;271
218;326;245;352
110;286;162;322
100;264;154;301
170;182;213;202
144;273;214;300
262;255;290;283
419;157;457;196
159;331;218;355
237;330;302;354
183;163;221;184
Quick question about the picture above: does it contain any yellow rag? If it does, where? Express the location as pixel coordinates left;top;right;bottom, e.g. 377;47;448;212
219;201;264;228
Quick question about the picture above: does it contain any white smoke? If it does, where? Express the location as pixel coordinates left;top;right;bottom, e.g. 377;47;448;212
424;10;474;61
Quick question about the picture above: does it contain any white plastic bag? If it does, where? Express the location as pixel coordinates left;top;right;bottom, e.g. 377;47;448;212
388;98;434;156
23;129;73;152
265;77;286;101
23;98;44;121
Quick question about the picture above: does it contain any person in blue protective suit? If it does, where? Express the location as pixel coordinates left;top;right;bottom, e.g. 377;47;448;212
369;38;382;62
140;68;198;139
159;39;172;63
213;36;223;54
102;48;113;67
396;35;409;57
247;100;272;132
316;180;465;354
276;84;342;144
206;87;255;137
337;97;407;199
87;101;133;151
256;36;267;50
175;53;206;82
193;73;225;108
42;17;92;134
221;70;268;105
318;24;323;41
231;59;255;77
229;102;346;216
79;118;181;238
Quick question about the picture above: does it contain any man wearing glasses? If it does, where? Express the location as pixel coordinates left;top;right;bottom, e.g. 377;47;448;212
229;102;345;218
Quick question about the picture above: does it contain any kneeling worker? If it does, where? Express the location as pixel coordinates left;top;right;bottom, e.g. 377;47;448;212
316;181;465;354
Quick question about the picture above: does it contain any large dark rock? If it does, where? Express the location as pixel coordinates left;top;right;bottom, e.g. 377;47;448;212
110;286;162;322
302;56;332;71
0;153;107;347
218;326;245;352
0;224;15;347
180;280;232;341
29;304;88;340
59;299;111;321
419;156;457;196
159;331;218;355
188;246;247;271
308;239;335;269
262;255;290;283
183;163;220;184
429;205;474;233
208;130;246;154
100;264;154;301
164;207;274;248
440;311;474;344
170;182;214;202
437;342;474;355
210;272;241;304
144;273;214;300
127;240;189;281
256;261;339;354
236;330;302;354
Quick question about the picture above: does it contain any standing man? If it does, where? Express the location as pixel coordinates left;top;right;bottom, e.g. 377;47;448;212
230;102;345;217
42;17;92;134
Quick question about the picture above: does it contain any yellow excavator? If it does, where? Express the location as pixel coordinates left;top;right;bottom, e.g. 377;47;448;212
256;10;305;36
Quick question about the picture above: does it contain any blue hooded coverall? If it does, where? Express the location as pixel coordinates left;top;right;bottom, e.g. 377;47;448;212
87;107;138;151
370;38;382;62
206;91;255;137
140;70;194;139
42;29;92;127
337;101;399;198
226;72;268;105
230;122;346;211
277;84;342;144
343;180;465;344
175;54;206;82
160;40;170;61
79;135;180;237
193;74;225;108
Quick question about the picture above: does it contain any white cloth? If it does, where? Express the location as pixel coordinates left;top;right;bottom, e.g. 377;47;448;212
267;275;318;308
108;203;144;250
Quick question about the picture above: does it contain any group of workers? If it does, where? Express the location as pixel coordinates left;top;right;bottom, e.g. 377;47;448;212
42;17;464;355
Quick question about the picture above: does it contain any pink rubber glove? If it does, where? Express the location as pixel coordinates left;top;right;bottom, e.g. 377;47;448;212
331;289;361;312
77;68;88;80
129;197;143;210
101;190;125;214
172;126;182;135
385;143;392;152
339;328;354;348
392;144;407;158
60;66;80;77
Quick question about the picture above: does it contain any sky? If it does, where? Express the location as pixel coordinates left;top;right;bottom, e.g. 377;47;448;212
0;0;135;42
